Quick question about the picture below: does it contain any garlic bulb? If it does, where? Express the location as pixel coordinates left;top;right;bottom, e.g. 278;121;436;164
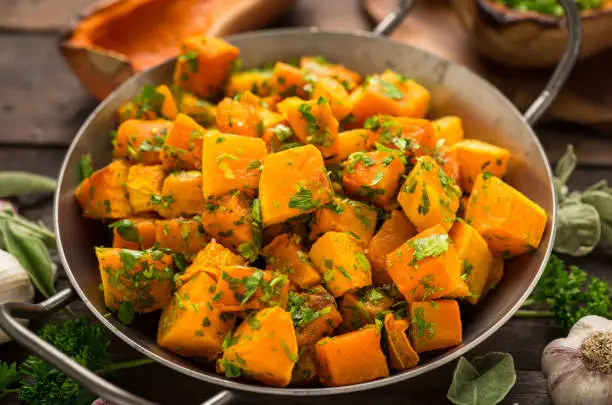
0;248;35;344
542;315;612;405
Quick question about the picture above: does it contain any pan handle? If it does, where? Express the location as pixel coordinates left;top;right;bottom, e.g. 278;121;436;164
0;288;234;405
523;0;581;125
371;0;581;125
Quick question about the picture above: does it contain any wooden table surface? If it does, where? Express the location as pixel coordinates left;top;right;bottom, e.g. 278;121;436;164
1;1;611;404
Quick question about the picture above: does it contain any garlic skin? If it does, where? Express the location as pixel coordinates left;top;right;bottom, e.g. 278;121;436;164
542;315;612;405
0;248;35;344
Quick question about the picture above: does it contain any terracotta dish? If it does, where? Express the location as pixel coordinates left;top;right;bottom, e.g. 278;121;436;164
451;0;612;67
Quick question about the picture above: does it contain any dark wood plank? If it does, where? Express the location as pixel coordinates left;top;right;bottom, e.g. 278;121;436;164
538;123;612;167
0;34;97;146
0;0;93;30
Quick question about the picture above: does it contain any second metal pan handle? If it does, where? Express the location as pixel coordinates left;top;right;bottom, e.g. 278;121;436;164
0;288;234;405
370;0;582;126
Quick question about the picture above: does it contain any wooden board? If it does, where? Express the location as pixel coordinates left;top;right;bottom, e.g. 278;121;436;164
0;0;94;30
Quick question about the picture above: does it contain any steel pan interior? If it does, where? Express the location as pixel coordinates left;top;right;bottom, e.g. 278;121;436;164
54;28;555;396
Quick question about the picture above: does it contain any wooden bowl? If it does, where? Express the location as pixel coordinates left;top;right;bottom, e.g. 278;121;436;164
451;0;612;68
59;0;296;100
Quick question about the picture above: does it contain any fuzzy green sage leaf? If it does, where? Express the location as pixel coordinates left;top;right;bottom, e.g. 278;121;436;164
554;202;601;257
0;172;57;199
447;352;516;405
581;188;612;245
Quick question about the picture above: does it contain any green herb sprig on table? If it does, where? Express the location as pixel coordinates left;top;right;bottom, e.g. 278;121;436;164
0;318;153;404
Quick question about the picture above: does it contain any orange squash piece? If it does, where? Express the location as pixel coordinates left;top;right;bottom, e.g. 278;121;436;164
160;113;205;170
199;193;255;252
433;116;464;146
291;344;318;385
111;218;157;250
449;221;494;304
454;139;511;192
482;256;505;297
434;144;460;183
273;62;308;98
283;97;340;160
384;313;419;370
367;209;417;285
342;151;405;207
334;129;372;163
215;266;289;312
176;90;217;126
309;232;372;297
157;84;180;120
74;160;132;220
218;307;298;387
259;145;334;226
465;173;547;257
173;35;239;98
315;325;389;387
157;271;235;359
200;131;267;198
96;248;174;312
184;241;246;282
226;69;276;97
300;56;362;91
155;218;208;256
309;197;377;244
113;119;171;164
262;233;322;289
366;115;437;157
397;156;462;232
386;225;468;302
215;97;262;137
349;71;430;126
339;287;393;331
287;286;342;347
125;163;165;215
311;77;352;122
156;171;203;218
409;300;462;353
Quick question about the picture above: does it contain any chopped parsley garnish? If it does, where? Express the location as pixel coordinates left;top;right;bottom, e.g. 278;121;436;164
109;219;141;243
246;160;262;171
288;187;317;212
216;153;239;179
77;154;94;183
412;307;435;339
179;50;199;73
409;234;450;262
418;183;431;215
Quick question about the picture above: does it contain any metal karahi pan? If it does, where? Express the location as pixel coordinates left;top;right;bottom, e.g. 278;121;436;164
0;1;581;404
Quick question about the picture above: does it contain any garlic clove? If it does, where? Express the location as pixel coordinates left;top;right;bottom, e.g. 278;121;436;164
0;248;35;344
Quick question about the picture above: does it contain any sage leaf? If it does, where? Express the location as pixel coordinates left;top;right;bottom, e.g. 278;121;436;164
554;203;601;256
0;219;56;298
447;352;516;405
554;145;577;185
0;172;56;199
581;189;612;245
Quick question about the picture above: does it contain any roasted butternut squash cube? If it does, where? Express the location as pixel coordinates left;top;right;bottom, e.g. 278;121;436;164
449;221;494;304
157;85;179;120
315;325;389;387
117;84;169;122
173;35;239;98
409;300;462;353
335;129;371;163
367;209;417;285
365;115;437;157
397;156;461;232
261;123;298;153
176;91;217;126
218;307;297;387
75;160;132;220
482;256;505;297
157;271;235;359
113;119;171;164
160;113;205;171
184;241;247;282
201;131;267;197
433;116;464;145
226;69;276;97
96;248;173;312
434;144;460;183
386;225;467;302
291;344;318;385
262;233;322;288
199;193;255;253
111;218;157;250
215;267;289;312
215;97;261;138
384;313;419;370
454;139;511;192
342;151;405;207
309;232;372;297
309;198;377;244
274;62;308;98
156;171;203;218
465;173;547;256
125;163;164;215
300;56;362;91
155;218;208;256
259;145;334;226
349;71;430;126
287;287;342;347
283;97;340;160
262;217;310;246
339;287;393;331
312;77;351;122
